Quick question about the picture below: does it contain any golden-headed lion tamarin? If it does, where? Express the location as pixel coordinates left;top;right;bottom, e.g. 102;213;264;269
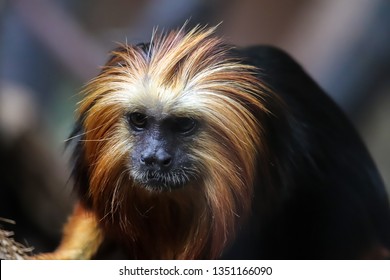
34;25;390;259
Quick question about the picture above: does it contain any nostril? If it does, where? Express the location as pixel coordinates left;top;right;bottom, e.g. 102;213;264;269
156;149;173;168
161;157;172;167
140;154;155;166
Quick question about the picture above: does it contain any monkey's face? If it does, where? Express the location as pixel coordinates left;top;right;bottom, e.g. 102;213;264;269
79;27;266;199
126;110;199;191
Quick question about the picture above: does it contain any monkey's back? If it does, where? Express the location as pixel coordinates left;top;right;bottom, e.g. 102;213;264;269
223;46;390;259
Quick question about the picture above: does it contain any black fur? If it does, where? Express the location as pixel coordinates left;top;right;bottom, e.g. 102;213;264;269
223;46;390;259
67;119;91;208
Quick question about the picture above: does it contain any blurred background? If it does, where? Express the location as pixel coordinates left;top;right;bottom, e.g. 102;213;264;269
1;0;389;254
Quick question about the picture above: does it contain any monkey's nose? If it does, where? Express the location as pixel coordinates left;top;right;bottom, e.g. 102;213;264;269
140;149;172;169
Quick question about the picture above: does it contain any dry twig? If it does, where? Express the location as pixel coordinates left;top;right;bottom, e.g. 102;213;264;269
0;218;34;260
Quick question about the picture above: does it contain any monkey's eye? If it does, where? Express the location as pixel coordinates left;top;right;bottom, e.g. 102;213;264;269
128;112;148;130
174;117;197;135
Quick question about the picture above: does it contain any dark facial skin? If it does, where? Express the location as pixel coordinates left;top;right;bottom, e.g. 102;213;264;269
126;112;199;191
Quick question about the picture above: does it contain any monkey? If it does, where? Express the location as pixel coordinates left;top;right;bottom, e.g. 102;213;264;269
33;25;390;259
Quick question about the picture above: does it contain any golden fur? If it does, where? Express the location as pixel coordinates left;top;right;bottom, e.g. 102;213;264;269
34;26;271;259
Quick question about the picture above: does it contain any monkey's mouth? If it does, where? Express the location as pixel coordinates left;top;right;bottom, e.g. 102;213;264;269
133;170;191;191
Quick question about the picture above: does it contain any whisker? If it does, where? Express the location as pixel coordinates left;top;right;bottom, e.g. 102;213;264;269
79;137;116;142
64;123;106;142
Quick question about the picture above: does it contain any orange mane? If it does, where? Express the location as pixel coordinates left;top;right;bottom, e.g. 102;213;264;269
76;26;270;259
